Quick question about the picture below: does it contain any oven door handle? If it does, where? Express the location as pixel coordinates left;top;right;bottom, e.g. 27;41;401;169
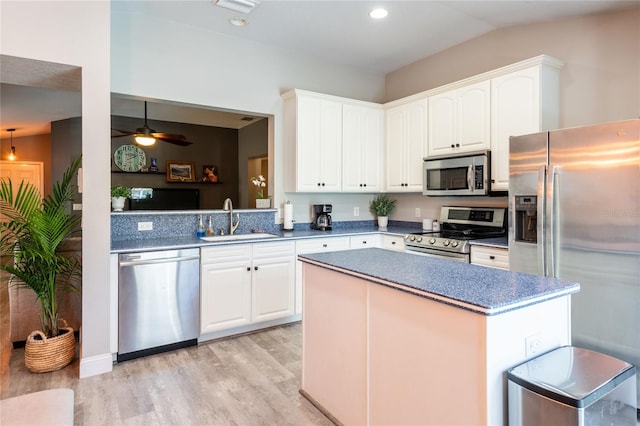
404;247;468;262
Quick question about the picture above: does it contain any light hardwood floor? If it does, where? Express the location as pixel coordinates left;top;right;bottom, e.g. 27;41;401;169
1;315;332;425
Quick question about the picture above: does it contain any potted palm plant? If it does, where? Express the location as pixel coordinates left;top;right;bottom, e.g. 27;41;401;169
110;185;130;211
0;157;82;373
370;194;396;228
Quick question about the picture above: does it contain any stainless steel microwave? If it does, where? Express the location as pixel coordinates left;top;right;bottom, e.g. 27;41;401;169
423;151;490;196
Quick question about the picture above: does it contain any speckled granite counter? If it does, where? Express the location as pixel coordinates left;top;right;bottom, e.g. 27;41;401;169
111;226;412;253
469;236;508;248
299;247;578;315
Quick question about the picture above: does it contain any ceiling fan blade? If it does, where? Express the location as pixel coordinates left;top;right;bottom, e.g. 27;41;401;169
156;136;193;147
151;132;186;140
111;128;135;137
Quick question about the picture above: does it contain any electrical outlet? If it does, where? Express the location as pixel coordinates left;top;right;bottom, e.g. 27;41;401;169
354;207;359;217
138;221;153;231
72;203;82;211
525;333;543;357
415;208;421;217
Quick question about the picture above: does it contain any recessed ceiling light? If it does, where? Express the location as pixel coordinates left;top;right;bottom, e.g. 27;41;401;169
369;8;388;19
229;17;248;27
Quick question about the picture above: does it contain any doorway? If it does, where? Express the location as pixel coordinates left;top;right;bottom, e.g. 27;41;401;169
247;155;268;208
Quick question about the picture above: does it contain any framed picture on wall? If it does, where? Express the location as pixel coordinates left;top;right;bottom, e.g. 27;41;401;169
202;165;219;183
166;161;195;182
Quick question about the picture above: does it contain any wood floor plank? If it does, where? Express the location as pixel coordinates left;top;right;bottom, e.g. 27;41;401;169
0;323;333;426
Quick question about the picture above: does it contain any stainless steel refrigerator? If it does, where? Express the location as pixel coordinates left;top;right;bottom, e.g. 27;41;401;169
509;118;640;406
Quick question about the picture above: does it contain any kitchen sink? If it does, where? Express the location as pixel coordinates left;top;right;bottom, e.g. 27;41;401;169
200;233;279;242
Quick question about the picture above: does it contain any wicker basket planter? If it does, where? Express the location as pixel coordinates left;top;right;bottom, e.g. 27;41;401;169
25;322;76;373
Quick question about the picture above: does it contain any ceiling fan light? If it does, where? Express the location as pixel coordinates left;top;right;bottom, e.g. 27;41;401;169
215;0;259;14
135;135;156;146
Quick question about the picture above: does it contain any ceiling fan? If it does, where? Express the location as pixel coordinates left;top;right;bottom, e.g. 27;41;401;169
111;101;193;147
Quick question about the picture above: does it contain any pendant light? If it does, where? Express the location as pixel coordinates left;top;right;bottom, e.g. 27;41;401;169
7;128;16;161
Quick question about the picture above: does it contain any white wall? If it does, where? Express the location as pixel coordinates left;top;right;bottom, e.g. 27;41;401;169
1;1;112;377
386;8;640;127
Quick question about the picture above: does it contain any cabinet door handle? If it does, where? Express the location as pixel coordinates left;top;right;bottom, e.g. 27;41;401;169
489;255;496;260
455;143;460;147
391;241;396;245
451;144;455;148
246;267;251;271
322;244;328;248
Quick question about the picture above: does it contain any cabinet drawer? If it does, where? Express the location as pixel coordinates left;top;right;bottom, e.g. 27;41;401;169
201;244;252;264
296;237;351;254
382;235;405;251
253;241;295;259
349;235;381;249
470;246;509;270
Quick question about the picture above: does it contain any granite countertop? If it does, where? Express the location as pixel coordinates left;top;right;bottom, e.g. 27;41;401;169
469;237;508;248
110;226;410;253
298;248;579;315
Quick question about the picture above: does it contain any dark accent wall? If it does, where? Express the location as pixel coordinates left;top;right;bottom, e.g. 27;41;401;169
111;115;239;209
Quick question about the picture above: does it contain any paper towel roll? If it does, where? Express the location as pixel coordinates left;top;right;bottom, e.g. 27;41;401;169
283;202;294;230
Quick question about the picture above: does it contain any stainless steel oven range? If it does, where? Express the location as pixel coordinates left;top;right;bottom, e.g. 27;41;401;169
404;206;506;262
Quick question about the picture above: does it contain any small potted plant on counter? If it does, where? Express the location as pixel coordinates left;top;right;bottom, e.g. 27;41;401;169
110;186;131;211
251;175;270;208
370;194;396;229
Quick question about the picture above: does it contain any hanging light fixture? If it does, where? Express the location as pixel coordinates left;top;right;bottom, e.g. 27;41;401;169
7;128;16;161
134;102;156;146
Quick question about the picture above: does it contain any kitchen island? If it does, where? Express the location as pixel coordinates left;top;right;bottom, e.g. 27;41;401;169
299;248;580;426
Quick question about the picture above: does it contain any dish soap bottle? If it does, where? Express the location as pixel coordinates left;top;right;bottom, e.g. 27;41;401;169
196;215;205;238
206;215;215;236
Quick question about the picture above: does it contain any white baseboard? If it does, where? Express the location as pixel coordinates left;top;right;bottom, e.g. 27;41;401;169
79;353;113;378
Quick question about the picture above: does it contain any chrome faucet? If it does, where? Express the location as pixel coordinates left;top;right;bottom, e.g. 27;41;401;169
223;198;240;235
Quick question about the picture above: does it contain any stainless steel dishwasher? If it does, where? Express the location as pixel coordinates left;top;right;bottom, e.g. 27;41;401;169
118;248;200;362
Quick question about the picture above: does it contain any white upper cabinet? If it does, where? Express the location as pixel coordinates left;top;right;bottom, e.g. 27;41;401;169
283;90;343;192
428;80;490;157
283;55;562;195
342;102;384;192
385;98;428;192
490;58;562;191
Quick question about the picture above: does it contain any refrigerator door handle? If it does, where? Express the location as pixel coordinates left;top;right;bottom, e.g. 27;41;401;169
549;165;561;278
537;165;547;276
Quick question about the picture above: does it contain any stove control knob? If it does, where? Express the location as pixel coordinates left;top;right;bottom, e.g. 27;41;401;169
408;235;415;242
443;240;451;246
416;236;423;243
451;241;459;248
428;238;436;245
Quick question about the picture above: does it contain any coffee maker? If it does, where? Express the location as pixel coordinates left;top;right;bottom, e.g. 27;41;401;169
311;204;332;230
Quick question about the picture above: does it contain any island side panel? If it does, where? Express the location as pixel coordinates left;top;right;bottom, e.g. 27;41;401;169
368;282;487;426
301;263;368;425
484;295;571;426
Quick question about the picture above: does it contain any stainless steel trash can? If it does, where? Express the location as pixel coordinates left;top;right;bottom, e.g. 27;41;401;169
508;346;637;425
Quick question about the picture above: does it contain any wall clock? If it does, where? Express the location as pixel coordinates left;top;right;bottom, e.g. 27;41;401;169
114;145;146;172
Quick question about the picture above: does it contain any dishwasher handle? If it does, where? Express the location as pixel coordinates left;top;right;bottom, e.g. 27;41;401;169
119;255;200;267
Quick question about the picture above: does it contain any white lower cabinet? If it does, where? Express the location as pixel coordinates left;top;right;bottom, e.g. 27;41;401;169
470;245;509;270
295;237;351;314
200;241;295;334
252;242;296;323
